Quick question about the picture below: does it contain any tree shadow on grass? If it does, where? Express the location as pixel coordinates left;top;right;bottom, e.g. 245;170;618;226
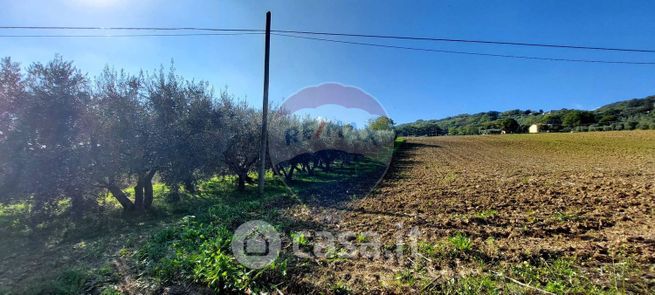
276;139;439;211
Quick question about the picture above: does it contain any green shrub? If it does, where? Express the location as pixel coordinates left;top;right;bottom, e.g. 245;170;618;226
624;121;638;130
192;238;248;291
137;193;287;293
138;217;233;282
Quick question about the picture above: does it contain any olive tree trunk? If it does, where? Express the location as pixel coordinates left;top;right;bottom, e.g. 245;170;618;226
134;176;144;210
143;170;156;210
103;181;135;211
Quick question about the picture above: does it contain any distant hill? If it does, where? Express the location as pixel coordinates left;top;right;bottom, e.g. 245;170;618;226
396;95;655;136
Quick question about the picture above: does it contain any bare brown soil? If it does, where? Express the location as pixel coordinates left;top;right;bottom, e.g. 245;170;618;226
283;131;655;293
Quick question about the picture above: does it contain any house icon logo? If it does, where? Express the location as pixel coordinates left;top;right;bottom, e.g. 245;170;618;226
244;231;270;256
231;220;281;269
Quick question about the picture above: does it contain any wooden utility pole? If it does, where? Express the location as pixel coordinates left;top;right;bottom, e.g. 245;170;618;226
258;11;271;194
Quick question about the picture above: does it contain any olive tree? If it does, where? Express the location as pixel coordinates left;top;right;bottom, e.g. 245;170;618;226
1;56;99;217
0;58;24;200
91;67;149;211
219;93;261;190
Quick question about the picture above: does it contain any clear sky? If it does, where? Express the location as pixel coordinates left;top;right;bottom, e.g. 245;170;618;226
1;0;655;124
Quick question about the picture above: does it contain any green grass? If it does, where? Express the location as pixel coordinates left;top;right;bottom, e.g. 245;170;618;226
417;232;474;260
288;157;388;202
419;255;650;294
417;240;443;258
355;232;369;243
331;280;352;295
553;211;581;222
99;287;122;295
0;173;293;294
414;230;650;294
507;257;612;294
291;231;310;247
0;202;31;237
448;232;473;252
394;136;407;149
439;273;500;295
24;268;91;295
134;175;294;292
442;171;458;184
474;209;498;220
395;269;416;286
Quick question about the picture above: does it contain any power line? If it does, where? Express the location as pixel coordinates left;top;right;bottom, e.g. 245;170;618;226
272;33;655;65
2;25;655;65
0;32;263;38
273;29;655;54
1;25;654;53
0;26;260;32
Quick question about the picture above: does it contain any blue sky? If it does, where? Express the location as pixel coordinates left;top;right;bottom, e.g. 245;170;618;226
1;0;655;124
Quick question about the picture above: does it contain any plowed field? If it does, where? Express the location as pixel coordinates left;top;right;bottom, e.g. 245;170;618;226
285;131;655;293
